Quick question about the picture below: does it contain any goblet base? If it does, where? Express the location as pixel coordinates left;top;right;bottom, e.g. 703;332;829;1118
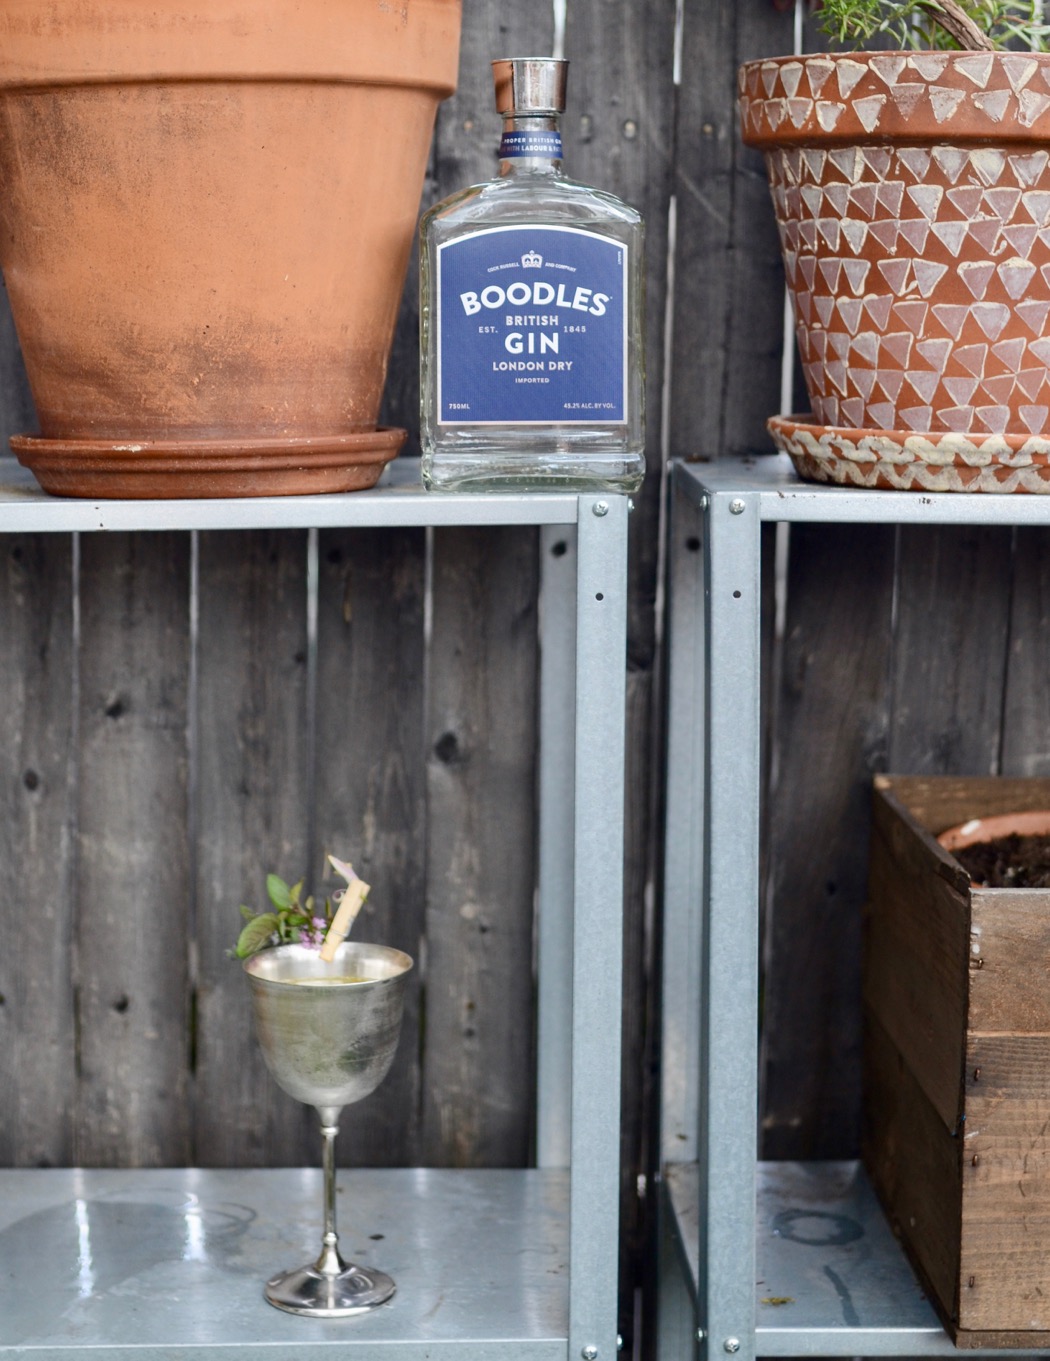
264;1262;396;1316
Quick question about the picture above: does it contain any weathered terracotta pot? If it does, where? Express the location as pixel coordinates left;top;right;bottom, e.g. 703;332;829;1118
0;0;461;497
740;52;1050;491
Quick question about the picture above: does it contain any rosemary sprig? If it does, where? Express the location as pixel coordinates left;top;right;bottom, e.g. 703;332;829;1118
815;0;1050;51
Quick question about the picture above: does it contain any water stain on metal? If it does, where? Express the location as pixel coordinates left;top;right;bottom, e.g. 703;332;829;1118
823;1264;861;1327
771;1208;864;1247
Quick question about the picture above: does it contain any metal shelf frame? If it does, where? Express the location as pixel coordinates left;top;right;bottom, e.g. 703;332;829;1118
0;457;631;1361
659;454;1050;1361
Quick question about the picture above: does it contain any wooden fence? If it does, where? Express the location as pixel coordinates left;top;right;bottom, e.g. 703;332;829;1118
3;0;1045;1346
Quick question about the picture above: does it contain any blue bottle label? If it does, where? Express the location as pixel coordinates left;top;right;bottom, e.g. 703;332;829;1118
498;129;564;159
436;225;628;426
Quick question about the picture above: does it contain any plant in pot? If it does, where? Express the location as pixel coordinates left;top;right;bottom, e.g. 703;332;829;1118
739;1;1050;491
0;1;462;499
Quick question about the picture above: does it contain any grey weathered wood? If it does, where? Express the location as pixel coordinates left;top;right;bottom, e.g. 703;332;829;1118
0;534;75;1168
193;530;314;1167
888;527;1012;774
314;526;427;1168
75;534;192;1167
0;279;35;447
760;523;896;1159
1002;528;1050;778
672;5;797;458
422;526;539;1167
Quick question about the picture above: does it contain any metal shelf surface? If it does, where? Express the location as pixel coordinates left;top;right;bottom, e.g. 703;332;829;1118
676;453;1050;526
659;457;1050;1361
0;455;584;531
0;1167;567;1358
663;1161;993;1357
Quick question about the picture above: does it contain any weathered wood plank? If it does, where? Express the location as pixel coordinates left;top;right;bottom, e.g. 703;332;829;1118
960;1035;1050;1333
0;278;35;447
863;1008;963;1333
1002;529;1050;779
75;534;192;1167
887;773;1050;835
193;530;314;1167
888;526;1012;776
760;523;896;1159
422;525;539;1167
313;526;427;1168
865;787;970;1133
418;2;550;1172
0;534;75;1168
672;4;797;458
970;887;1050;1033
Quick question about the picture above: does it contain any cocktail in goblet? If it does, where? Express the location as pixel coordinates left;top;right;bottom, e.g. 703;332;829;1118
244;940;413;1316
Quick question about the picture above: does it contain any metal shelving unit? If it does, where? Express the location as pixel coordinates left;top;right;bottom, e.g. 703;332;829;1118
658;454;1050;1361
0;456;630;1361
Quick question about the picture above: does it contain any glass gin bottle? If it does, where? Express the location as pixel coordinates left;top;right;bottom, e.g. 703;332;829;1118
419;58;645;492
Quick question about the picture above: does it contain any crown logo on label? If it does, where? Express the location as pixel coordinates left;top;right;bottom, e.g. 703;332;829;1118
521;251;543;269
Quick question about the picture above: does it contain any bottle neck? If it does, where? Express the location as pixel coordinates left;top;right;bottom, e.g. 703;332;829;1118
498;114;564;176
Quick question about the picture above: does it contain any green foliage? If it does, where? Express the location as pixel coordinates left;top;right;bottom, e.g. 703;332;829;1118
233;873;334;958
816;0;1050;50
231;856;364;959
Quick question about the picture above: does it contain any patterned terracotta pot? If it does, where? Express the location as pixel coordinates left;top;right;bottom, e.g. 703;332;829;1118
740;52;1050;491
0;0;461;498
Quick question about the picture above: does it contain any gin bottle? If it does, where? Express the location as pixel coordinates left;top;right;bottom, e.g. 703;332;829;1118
419;58;645;492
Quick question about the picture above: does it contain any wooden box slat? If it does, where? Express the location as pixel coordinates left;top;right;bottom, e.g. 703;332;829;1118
866;774;1050;1346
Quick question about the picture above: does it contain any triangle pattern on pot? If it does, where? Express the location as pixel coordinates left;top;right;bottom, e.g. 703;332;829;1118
766;115;1050;436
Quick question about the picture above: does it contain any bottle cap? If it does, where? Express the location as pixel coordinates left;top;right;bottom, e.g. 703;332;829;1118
492;59;568;116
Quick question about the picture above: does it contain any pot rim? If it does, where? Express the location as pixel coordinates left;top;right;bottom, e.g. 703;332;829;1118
739;48;1050;149
0;0;462;96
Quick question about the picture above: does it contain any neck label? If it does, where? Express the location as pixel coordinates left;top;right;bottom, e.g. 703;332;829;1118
499;129;563;159
436;224;628;426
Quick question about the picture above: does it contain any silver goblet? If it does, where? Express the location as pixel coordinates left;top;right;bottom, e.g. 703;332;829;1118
244;940;413;1316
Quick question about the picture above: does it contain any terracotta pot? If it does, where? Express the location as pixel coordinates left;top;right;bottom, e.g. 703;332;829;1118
740;52;1050;491
0;0;461;498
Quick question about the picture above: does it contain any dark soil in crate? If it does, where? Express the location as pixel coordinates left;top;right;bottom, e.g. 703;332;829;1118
953;833;1050;888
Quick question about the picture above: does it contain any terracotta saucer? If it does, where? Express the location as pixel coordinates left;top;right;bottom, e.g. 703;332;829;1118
769;414;1050;494
937;811;1050;853
11;428;407;499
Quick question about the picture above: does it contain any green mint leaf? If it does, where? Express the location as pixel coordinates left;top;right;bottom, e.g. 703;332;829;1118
266;874;292;910
235;913;280;958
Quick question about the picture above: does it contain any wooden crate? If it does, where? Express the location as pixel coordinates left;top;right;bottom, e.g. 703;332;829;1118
865;774;1050;1348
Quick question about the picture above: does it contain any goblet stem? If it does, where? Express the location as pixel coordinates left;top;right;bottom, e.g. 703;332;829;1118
315;1106;347;1276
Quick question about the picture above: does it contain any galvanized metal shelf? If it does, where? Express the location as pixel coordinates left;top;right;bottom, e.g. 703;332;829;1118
0;1168;568;1359
0;460;630;1361
659;455;1050;1361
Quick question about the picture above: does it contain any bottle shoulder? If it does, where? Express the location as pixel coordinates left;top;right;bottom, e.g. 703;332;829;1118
420;172;642;244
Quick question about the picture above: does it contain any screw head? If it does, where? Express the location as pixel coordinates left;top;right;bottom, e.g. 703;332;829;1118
582;1347;599;1361
724;1339;741;1354
592;501;609;517
729;499;746;515
697;1328;707;1342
